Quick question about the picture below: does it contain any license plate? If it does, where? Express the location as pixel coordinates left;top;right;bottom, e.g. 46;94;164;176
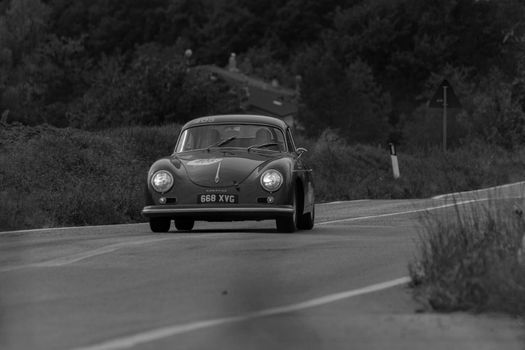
198;194;238;204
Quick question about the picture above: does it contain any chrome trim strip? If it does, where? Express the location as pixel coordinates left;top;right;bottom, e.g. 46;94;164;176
214;161;222;184
142;206;294;215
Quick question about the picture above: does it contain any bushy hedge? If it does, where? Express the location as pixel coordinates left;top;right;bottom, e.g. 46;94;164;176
0;123;180;230
301;131;525;202
2;124;525;230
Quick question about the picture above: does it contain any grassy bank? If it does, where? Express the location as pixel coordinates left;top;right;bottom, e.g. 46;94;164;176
0;123;180;230
301;131;525;201
1;123;525;230
409;195;525;316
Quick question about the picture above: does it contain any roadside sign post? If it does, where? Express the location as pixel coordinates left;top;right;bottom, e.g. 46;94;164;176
389;143;400;179
428;79;461;152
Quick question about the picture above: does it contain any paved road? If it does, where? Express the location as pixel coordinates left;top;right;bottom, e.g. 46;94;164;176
1;185;524;350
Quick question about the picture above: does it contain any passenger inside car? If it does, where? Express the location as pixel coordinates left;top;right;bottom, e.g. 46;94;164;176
255;128;272;144
207;128;221;146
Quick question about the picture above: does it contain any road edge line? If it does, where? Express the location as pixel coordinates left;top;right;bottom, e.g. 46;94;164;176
73;276;411;350
431;181;525;200
317;198;483;225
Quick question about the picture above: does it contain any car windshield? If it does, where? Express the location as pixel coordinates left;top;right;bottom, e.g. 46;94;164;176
175;124;286;153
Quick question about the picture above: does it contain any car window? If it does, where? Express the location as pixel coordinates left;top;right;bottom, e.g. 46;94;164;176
175;124;286;152
286;128;296;152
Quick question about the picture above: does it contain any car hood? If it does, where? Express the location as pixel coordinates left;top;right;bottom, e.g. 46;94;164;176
174;150;282;187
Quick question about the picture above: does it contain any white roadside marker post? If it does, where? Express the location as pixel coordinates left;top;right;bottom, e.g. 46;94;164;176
389;143;400;179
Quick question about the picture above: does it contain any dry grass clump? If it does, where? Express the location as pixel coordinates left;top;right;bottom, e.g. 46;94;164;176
409;194;525;315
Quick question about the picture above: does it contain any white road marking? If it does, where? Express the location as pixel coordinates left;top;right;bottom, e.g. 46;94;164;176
317;198;485;225
0;223;146;236
325;199;370;205
0;238;173;272
319;193;524;226
73;276;411;350
431;181;525;200
0;232;244;273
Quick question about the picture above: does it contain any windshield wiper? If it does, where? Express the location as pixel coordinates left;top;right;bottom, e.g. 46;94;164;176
247;142;279;152
207;136;237;151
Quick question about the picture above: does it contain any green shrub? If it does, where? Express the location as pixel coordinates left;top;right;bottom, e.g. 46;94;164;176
409;195;525;315
299;131;525;202
0;125;135;229
104;124;181;162
301;130;396;202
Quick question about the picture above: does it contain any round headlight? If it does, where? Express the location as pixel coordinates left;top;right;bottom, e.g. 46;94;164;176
151;170;174;193
260;169;283;192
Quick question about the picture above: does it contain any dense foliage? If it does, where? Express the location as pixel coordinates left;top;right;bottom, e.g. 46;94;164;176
1;0;525;148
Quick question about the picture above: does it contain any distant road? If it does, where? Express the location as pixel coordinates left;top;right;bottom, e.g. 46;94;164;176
1;183;523;350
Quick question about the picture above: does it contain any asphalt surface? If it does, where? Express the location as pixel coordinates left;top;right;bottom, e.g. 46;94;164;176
1;184;524;350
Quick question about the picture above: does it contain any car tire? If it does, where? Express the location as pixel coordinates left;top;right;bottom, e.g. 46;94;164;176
276;190;298;233
175;218;195;231
297;204;315;230
149;218;171;233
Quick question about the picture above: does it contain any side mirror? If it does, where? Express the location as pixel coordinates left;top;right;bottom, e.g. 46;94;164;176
296;147;308;158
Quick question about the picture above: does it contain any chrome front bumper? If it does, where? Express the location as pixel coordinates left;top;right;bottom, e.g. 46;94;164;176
141;205;294;220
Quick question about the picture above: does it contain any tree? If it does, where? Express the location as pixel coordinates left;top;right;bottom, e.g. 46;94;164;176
467;69;525;149
49;0;169;57
324;0;525;133
297;47;391;144
0;0;52;124
67;44;241;129
0;0;50;63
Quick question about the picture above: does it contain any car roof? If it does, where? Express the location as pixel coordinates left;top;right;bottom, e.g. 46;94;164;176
182;114;289;130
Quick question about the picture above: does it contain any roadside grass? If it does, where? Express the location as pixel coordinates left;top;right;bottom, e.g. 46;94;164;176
103;124;181;162
409;193;525;316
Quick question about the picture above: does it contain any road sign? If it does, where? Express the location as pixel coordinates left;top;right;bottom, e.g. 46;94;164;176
428;79;462;152
428;79;461;108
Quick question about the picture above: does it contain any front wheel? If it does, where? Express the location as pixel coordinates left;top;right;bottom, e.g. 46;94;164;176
276;191;298;233
149;218;171;233
297;204;315;230
175;218;195;231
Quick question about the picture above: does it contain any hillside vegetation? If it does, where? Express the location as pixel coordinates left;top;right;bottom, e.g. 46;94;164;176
0;0;525;151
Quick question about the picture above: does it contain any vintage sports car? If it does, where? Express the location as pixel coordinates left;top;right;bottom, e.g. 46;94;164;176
142;114;315;233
